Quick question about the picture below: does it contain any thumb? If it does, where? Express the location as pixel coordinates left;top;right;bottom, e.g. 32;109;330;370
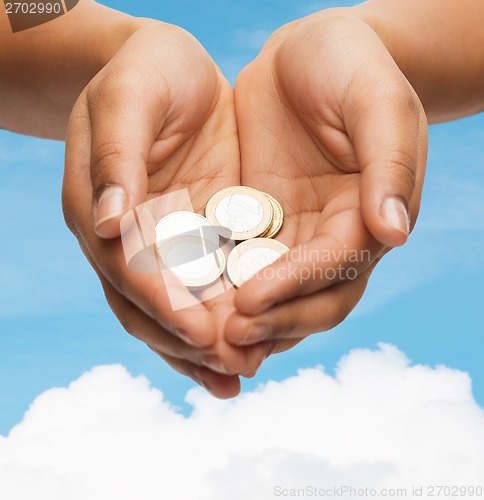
347;80;428;248
88;73;168;239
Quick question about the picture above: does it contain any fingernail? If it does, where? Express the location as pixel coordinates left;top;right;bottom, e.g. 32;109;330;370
94;186;126;228
200;355;228;374
176;329;205;348
381;197;410;236
244;324;272;344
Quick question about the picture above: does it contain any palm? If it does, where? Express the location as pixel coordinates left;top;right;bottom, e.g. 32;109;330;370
143;70;241;347
145;74;239;210
226;14;427;356
236;49;381;280
64;45;261;397
223;30;398;357
134;67;282;378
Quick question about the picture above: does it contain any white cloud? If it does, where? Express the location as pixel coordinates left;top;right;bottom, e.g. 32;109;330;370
1;344;483;499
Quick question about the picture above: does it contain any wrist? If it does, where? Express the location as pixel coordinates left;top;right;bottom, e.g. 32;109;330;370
303;5;436;120
347;2;484;121
306;6;410;73
349;5;411;79
90;16;161;73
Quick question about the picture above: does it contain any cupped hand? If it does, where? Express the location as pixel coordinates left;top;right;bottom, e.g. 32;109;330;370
62;22;269;398
62;13;429;394
226;11;428;352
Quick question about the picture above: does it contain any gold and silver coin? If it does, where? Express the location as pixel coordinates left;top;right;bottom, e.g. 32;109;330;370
155;211;220;249
154;191;286;289
227;238;290;288
260;192;284;239
205;186;273;240
158;236;226;289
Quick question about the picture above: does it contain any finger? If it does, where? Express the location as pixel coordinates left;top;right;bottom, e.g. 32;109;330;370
275;18;427;247
90;232;219;346
101;277;215;362
346;78;427;248
108;272;269;382
87;67;168;239
200;297;275;377
153;349;241;399
198;341;274;378
227;272;370;346
271;338;303;355
85;24;220;239
235;206;383;316
232;339;303;379
317;23;428;248
64;106;218;348
103;272;270;379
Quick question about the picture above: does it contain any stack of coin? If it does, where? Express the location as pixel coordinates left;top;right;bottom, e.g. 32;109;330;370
155;187;289;289
205;186;288;287
259;192;284;239
205;186;273;240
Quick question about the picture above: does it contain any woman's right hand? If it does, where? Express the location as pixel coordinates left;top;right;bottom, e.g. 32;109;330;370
62;22;269;398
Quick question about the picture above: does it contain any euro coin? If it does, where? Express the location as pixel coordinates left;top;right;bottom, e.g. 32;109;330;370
205;186;273;240
227;238;290;288
155;211;219;249
158;236;226;289
260;192;284;239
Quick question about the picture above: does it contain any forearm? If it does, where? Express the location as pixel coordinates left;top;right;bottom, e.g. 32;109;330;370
352;0;484;123
0;0;148;139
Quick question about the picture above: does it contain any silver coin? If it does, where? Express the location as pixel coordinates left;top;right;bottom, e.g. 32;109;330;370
205;187;273;240
227;238;290;288
158;236;226;289
155;211;219;249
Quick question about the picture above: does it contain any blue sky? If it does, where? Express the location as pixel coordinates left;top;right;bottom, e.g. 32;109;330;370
1;0;483;436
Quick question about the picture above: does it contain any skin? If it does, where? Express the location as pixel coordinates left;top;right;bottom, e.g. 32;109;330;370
226;12;428;349
2;2;262;397
62;23;273;399
225;1;484;350
357;0;484;123
2;0;484;397
0;1;135;137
